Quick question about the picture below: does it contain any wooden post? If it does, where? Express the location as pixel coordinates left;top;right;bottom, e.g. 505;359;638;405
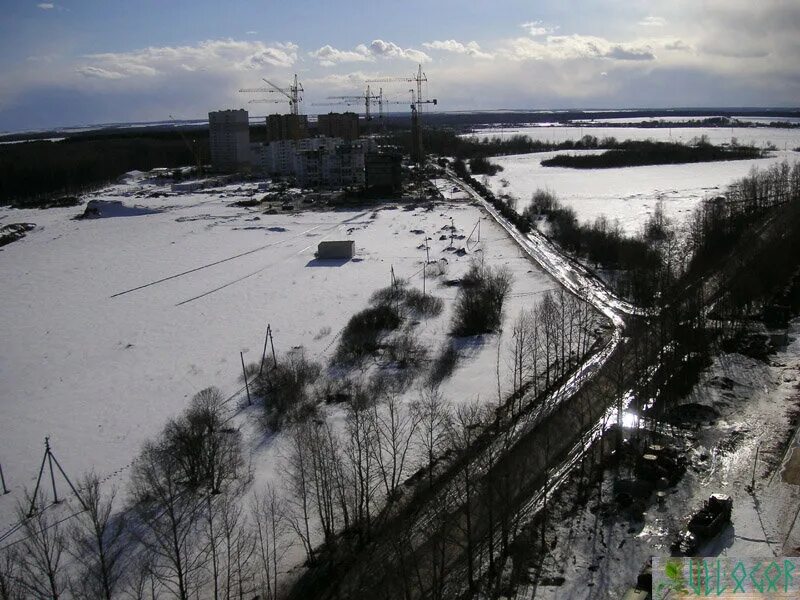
46;437;59;504
751;442;761;490
260;326;270;375
240;352;252;406
450;217;454;247
422;244;427;296
0;463;8;494
269;326;277;369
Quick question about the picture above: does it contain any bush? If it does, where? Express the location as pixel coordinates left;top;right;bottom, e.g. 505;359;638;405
251;351;322;430
404;288;444;317
386;332;429;369
451;263;513;336
469;156;504;176
160;387;244;492
336;304;403;363
427;342;460;385
369;279;408;306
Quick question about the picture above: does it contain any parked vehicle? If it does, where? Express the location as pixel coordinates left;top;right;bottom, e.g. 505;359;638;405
671;493;732;555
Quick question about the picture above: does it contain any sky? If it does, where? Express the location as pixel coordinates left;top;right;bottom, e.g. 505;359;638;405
1;0;799;131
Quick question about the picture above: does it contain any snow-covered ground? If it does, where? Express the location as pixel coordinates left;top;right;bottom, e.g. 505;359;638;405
0;173;554;534
482;149;799;235
526;321;800;599
569;116;800;126
463;124;800;150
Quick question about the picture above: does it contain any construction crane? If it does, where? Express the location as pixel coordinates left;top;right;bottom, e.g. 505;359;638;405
239;74;304;115
367;65;437;164
169;115;203;173
247;98;286;106
325;85;379;121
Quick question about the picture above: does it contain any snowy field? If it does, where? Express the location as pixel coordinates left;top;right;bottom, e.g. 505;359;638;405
571;115;800;126
464;124;800;151
0;173;555;532
480;148;800;235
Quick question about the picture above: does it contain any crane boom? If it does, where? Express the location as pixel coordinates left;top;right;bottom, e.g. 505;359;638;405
239;74;304;115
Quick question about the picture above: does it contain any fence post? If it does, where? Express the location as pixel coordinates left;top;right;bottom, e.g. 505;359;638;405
240;351;252;406
0;463;8;494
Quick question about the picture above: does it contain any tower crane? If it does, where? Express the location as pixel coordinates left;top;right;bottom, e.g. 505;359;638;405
312;87;408;132
325;85;379;121
239;74;304;115
367;65;437;164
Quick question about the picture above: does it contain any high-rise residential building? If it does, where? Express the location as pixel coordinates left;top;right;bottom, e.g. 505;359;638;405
318;112;360;141
365;151;403;193
208;109;250;172
265;113;309;142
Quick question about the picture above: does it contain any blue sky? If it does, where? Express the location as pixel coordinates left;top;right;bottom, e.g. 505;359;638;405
1;0;798;131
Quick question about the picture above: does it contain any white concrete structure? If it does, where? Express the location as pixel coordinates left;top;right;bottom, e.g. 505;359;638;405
209;109;250;172
250;136;376;187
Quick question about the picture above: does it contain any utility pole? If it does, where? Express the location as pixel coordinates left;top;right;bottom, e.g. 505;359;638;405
28;437;86;516
240;352;252;406
259;324;277;375
0;463;8;495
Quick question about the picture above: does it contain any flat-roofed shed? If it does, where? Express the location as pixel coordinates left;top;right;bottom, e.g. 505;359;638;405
317;240;356;259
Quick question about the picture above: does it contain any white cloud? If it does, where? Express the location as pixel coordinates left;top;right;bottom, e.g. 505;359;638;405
75;66;126;80
521;21;558;36
309;40;430;65
664;39;691;51
422;40;494;59
504;34;655;62
37;3;55;9
309;44;374;66
75;39;299;81
368;39;430;63
639;16;666;27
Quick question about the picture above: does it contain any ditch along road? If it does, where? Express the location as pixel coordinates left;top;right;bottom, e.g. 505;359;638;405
288;172;647;600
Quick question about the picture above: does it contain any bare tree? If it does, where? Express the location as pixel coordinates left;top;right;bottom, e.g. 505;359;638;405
306;419;341;547
371;394;420;500
342;396;378;539
413;386;451;488
251;484;289;600
130;441;205;600
121;555;154;600
0;547;22;600
446;400;484;589
69;472;126;600
284;423;316;564
164;387;244;494
16;493;68;600
216;494;255;600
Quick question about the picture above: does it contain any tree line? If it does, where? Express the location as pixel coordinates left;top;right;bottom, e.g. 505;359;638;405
541;139;764;169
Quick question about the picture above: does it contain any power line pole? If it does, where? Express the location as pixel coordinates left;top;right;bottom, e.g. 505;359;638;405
28;437;86;516
0;463;8;495
240;352;252;406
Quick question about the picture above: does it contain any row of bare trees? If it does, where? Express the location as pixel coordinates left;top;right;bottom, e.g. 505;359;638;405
0;387;288;600
278;288;601;598
507;287;600;417
0;282;602;600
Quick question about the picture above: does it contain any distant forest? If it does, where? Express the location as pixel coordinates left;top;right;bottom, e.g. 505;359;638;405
541;140;765;169
0;130;209;207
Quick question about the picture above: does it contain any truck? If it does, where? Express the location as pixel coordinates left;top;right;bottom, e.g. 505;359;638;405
671;493;733;555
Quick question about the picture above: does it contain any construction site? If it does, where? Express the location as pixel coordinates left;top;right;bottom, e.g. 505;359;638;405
202;66;437;199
